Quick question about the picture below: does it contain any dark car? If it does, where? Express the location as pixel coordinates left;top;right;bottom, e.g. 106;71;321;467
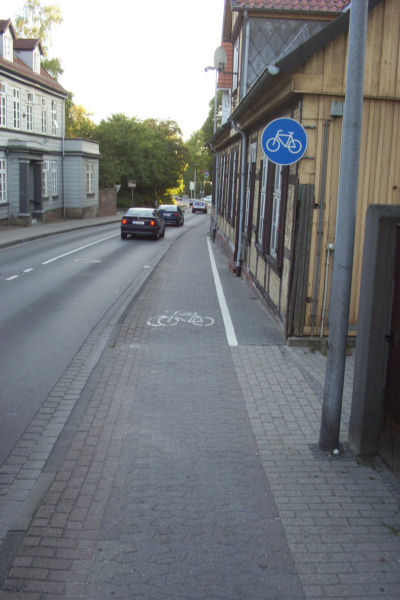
192;200;207;214
158;204;184;226
121;207;165;240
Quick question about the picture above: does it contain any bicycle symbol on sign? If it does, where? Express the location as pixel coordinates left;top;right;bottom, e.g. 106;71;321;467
147;310;214;328
262;117;307;166
265;130;302;155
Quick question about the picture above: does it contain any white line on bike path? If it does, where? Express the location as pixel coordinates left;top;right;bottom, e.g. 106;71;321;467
207;237;238;347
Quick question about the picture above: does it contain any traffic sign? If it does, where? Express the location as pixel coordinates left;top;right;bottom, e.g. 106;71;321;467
261;118;307;165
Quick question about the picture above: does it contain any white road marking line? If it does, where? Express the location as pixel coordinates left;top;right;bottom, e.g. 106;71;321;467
42;233;119;265
207;237;238;347
6;275;19;281
23;268;34;273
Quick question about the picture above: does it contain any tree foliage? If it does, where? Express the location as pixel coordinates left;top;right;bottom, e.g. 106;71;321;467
65;97;97;140
96;114;187;203
14;0;63;79
183;93;222;197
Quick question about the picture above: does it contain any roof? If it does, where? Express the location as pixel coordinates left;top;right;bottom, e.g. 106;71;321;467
0;18;66;96
0;19;16;38
231;0;350;12
0;53;68;97
14;38;44;55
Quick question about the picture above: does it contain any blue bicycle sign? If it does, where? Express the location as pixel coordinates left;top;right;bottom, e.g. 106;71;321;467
262;118;307;165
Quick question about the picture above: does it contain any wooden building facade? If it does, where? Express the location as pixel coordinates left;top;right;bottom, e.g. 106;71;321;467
210;0;400;340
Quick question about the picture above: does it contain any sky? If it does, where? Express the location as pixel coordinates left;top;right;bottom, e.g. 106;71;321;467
2;0;225;140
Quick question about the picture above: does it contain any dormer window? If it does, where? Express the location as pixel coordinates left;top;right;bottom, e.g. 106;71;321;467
33;48;40;73
3;31;13;61
14;38;43;71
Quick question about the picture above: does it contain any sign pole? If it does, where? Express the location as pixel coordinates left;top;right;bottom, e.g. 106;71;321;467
319;0;368;451
128;181;136;207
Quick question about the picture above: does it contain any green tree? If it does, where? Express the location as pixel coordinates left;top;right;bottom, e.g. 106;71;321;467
14;0;63;79
65;96;97;140
183;93;221;198
96;114;187;204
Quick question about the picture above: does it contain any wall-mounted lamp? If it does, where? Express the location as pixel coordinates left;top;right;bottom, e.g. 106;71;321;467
267;64;280;76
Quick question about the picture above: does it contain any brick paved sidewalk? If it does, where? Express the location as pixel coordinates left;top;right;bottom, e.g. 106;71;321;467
232;345;400;600
0;220;399;599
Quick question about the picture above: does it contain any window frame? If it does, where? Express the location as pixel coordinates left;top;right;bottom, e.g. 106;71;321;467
26;96;34;131
41;97;47;133
244;142;257;242
257;161;289;275
51;160;57;196
232;38;240;93
13;87;20;129
43;160;49;197
4;32;13;61
229;150;238;225
86;162;94;194
0;159;7;204
51;100;57;135
0;82;6;127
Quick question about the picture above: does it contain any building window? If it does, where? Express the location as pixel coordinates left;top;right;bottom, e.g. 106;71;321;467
43;160;49;196
43;160;57;196
270;165;282;259
4;33;13;61
259;162;288;273
244;142;257;239
86;162;94;194
33;49;41;73
232;38;239;93
0;159;7;204
13;88;20;129
0;82;6;127
229;150;237;223
26;93;34;131
41;98;47;133
51;100;57;135
257;158;268;244
51;161;57;195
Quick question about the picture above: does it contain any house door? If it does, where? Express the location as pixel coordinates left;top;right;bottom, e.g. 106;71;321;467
379;225;400;475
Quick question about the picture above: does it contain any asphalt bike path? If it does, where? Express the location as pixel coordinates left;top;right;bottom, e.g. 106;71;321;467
0;218;303;599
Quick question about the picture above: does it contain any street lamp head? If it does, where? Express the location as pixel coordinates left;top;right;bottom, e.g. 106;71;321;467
267;64;280;76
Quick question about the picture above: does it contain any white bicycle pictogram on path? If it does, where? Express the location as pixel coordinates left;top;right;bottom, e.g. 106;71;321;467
147;310;214;328
265;129;303;154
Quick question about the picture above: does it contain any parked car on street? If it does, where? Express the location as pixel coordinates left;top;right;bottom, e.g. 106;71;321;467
192;200;208;214
158;204;184;226
121;207;165;240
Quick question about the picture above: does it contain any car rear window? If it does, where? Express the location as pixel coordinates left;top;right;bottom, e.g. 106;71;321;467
126;208;154;217
159;205;177;211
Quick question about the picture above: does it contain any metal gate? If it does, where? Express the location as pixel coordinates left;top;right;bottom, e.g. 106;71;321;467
379;225;400;475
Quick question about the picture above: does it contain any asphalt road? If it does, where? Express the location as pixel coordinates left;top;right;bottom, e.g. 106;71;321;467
0;212;207;466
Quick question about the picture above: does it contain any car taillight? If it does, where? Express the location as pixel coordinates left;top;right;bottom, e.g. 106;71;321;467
150;220;156;226
122;218;128;224
173;213;178;217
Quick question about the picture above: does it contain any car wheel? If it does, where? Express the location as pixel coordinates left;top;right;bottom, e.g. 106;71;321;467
121;232;127;239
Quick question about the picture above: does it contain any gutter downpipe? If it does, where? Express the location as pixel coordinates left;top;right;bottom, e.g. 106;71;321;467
231;119;247;276
311;119;330;336
209;142;219;241
243;9;250;96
